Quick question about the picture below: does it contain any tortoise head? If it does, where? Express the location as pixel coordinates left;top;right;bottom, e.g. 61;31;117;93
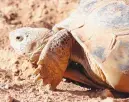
9;27;53;57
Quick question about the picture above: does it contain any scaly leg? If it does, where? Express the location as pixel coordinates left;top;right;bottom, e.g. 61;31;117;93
36;29;73;90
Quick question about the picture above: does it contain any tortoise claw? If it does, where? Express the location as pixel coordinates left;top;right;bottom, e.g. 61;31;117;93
34;74;42;82
33;66;41;75
33;66;42;82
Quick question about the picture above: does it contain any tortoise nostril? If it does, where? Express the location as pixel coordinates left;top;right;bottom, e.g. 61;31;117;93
16;36;23;41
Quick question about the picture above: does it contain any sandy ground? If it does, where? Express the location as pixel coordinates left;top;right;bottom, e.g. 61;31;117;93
0;0;129;102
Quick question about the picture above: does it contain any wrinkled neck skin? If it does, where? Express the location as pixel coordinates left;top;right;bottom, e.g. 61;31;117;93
27;30;54;63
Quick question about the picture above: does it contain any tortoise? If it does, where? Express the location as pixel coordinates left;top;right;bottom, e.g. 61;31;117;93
9;0;129;93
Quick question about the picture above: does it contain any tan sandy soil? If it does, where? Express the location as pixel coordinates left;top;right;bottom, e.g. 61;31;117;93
0;0;129;102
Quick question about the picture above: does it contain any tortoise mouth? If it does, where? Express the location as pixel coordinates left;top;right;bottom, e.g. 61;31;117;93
27;43;47;58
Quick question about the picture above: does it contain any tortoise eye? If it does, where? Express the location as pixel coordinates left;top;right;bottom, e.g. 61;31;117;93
16;36;23;41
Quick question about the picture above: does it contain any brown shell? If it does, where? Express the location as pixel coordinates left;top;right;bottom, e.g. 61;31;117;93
54;0;129;92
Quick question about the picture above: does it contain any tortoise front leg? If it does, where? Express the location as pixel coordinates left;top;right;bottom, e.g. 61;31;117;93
37;29;72;90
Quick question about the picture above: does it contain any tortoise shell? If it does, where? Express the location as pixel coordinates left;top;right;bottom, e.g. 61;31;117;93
53;0;129;92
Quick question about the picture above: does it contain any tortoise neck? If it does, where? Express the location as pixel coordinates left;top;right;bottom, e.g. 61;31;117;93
28;30;54;63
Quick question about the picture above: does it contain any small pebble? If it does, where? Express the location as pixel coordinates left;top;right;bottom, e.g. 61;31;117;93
4;84;10;89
